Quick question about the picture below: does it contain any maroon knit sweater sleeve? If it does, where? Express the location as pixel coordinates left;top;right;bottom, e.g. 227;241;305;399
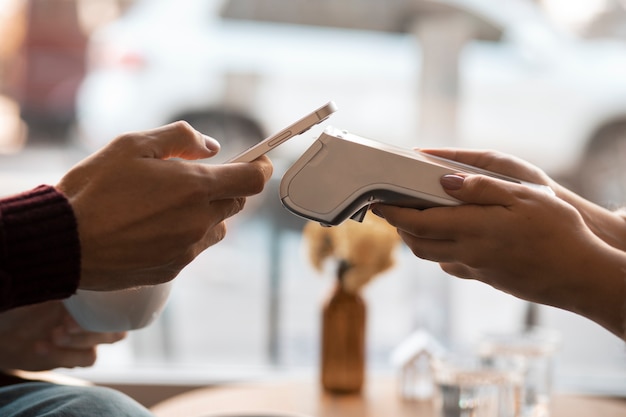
0;185;80;311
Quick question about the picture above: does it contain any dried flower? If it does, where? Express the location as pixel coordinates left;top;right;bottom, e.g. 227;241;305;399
303;212;401;293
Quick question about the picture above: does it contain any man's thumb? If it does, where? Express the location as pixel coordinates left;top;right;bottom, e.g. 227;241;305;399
147;121;221;160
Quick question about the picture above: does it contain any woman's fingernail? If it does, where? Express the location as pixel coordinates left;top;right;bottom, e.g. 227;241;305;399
204;135;221;153
440;174;465;191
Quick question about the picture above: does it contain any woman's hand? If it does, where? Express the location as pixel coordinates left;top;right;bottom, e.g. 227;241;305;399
420;148;553;185
421;148;626;251
373;161;626;337
374;173;593;300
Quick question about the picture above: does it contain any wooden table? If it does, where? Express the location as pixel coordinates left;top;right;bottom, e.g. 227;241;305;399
151;376;626;417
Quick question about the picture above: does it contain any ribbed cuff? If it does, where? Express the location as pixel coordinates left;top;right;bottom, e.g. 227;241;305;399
0;185;80;311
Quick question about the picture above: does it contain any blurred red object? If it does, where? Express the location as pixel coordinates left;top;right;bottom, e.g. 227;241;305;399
3;0;87;133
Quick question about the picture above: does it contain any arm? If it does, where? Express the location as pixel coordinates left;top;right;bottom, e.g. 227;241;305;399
0;185;80;311
549;183;626;252
372;150;626;339
1;121;273;310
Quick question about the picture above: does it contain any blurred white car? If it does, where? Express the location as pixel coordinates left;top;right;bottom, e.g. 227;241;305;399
76;0;626;204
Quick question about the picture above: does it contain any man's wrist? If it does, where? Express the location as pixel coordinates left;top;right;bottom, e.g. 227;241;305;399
0;185;80;311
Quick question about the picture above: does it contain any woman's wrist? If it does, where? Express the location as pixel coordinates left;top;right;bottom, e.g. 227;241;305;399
551;182;626;251
567;243;626;339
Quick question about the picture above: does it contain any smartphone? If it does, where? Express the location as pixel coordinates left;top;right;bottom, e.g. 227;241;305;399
225;101;338;163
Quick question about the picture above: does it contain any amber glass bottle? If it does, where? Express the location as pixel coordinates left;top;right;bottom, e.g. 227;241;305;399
320;261;366;394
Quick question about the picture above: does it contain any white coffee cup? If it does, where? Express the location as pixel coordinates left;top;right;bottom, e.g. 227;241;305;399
63;282;173;332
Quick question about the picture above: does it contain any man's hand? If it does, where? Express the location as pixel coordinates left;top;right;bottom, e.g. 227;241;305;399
0;301;125;371
57;121;273;291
